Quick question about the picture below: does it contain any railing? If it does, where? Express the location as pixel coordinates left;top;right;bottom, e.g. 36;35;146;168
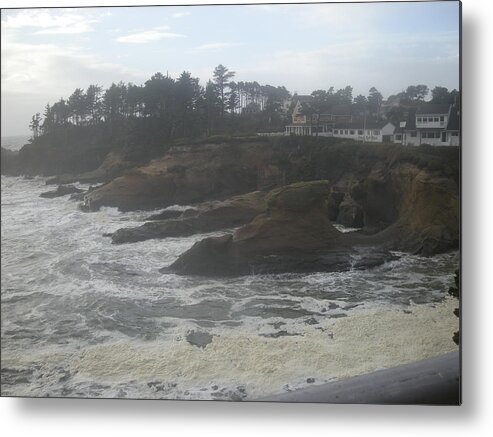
256;351;460;404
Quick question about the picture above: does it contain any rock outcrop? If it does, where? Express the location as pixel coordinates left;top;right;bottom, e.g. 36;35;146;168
111;190;268;244
45;151;136;186
354;163;459;256
81;142;280;211
164;181;358;276
40;185;83;199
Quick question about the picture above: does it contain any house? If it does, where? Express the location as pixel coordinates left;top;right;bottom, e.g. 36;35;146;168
393;104;460;146
285;96;394;142
285;96;353;136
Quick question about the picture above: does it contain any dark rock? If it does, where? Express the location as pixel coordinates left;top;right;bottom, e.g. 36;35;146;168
327;191;345;221
145;209;190;221
1;147;22;175
40;185;83;199
448;269;460;345
259;331;301;338
336;194;364;228
352;251;399;270
307;378;315;383
186;330;214;349
69;191;87;201
111;191;267;244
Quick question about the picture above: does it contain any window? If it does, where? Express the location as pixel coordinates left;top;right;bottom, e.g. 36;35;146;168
428;117;434;122
373;130;379;135
395;134;402;140
434;117;439;122
358;130;363;135
334;130;338;134
452;132;459;137
440;116;444;122
410;131;417;137
345;130;348;134
435;132;441;138
350;130;355;135
422;132;429;138
417;117;422;123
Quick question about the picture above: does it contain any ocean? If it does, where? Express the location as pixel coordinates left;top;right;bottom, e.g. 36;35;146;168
1;135;30;151
0;175;459;400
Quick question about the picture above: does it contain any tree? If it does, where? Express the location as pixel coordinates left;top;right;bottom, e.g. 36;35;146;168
367;87;383;116
430;86;458;105
86;84;103;124
175;71;202;136
213;64;235;117
126;83;145;118
103;82;128;123
405;84;429;102
67;88;87;125
41;104;55;135
226;81;239;115
202;80;221;135
335;86;353;105
29;113;41;139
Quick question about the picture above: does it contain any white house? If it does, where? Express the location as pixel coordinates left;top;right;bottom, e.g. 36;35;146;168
393;104;460;146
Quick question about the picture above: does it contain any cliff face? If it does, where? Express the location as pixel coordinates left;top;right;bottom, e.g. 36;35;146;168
83;142;279;211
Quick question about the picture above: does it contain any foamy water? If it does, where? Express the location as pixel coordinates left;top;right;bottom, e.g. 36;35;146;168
1;175;459;400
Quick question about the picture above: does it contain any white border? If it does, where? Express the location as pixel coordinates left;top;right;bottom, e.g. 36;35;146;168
1;0;492;436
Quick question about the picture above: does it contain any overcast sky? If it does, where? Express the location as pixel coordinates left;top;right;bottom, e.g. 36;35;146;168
1;1;460;136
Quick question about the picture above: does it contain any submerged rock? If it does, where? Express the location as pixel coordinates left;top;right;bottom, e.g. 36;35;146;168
186;330;214;349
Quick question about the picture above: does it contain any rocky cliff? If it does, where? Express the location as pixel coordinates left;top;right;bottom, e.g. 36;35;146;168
13;135;459;263
82;137;459;259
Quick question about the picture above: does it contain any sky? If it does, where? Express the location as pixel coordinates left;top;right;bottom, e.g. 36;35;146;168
1;1;460;136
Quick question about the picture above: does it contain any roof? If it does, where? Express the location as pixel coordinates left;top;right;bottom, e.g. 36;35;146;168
416;104;451;115
446;106;460;131
394;108;417;133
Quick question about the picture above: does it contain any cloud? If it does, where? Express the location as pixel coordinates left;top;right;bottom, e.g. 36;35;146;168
172;12;191;18
195;42;241;50
238;31;459;96
1;36;148;135
116;27;185;43
1;9;98;34
1;37;146;96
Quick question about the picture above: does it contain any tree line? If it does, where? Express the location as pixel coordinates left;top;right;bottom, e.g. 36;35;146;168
29;65;291;141
28;65;460;141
